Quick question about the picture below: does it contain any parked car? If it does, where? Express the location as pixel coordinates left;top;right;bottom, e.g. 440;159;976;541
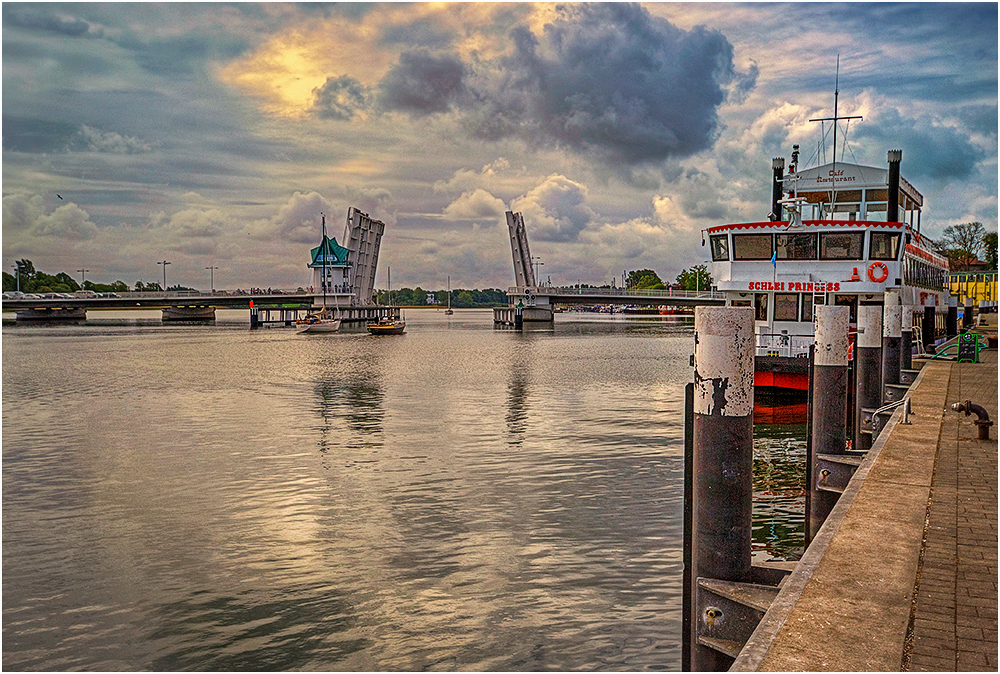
2;291;25;300
74;290;97;298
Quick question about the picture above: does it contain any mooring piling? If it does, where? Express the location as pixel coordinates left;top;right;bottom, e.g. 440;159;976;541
807;305;851;542
882;292;903;402
856;304;883;451
901;305;913;372
686;306;755;672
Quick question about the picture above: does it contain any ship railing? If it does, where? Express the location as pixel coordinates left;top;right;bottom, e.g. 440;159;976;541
756;333;813;358
507;285;727;300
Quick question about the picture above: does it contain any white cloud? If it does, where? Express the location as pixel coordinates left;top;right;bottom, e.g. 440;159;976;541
442;188;506;220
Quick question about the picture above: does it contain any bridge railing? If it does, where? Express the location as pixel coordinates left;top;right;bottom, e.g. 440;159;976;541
507;285;727;300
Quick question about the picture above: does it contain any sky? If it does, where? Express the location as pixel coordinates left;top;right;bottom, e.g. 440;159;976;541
3;2;997;292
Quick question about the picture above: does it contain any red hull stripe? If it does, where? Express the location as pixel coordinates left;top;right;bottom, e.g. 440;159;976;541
755;370;809;391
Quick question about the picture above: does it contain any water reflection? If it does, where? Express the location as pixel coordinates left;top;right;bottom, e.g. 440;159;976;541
751;423;807;562
312;351;385;462
147;583;367;671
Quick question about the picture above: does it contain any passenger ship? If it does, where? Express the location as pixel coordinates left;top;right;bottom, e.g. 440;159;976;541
706;146;950;402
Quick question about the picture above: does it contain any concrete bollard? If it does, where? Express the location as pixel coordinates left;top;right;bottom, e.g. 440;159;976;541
688;306;755;672
901;306;913;371
808;306;850;541
882;292;902;396
856;305;883;451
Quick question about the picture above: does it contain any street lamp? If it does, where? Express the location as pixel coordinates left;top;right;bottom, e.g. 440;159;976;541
531;256;544;285
157;260;171;292
206;266;218;293
77;268;90;288
12;262;20;292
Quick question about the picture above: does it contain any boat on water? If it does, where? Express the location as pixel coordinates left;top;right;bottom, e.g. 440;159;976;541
367;267;405;335
297;213;343;334
366;318;406;335
445;275;453;315
297;309;341;333
706;115;950;403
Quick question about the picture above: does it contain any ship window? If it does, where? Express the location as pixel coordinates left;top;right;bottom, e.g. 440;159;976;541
733;234;773;260
776;233;817;260
819;231;864;260
754;293;768;321
834;294;858;323
710;234;730;261
774;293;798;321
870;232;901;260
801;294;814;323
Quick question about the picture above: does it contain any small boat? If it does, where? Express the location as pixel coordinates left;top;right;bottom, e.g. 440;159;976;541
367;266;406;334
366;318;405;335
297;213;341;334
444;275;453;315
297;308;341;333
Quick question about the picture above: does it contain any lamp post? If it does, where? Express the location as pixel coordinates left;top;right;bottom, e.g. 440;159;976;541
157;260;171;293
206;266;218;293
531;256;544;285
77;268;90;288
13;262;20;292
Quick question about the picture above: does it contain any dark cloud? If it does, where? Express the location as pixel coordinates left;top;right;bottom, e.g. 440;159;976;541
854;109;985;181
379;18;455;50
314;75;372;121
468;3;754;166
2;5;94;37
377;50;470;116
2;116;80;153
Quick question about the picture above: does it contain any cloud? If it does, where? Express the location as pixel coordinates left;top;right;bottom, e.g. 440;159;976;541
442;188;506;220
71;125;156;154
377;49;470;116
270;191;335;243
313;75;372;121
2;193;98;240
466;3;755;166
2;5;95;37
511;174;595;242
854;108;987;181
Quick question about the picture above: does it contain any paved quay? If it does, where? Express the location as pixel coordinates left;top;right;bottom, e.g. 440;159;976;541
733;317;997;672
905;318;998;672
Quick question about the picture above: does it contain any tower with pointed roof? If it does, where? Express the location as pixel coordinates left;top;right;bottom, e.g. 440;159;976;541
308;234;351;296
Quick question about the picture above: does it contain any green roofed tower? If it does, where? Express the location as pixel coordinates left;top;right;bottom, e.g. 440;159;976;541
308;234;351;295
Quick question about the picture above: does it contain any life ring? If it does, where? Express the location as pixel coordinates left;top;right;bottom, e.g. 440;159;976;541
868;261;889;283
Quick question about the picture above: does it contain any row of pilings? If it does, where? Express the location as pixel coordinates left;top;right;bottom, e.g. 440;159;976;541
682;294;924;671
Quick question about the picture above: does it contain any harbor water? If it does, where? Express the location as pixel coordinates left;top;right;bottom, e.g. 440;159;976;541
2;309;804;671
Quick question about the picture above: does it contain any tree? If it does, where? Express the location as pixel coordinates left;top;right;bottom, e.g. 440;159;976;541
676;264;712;291
936;221;986;271
626;269;665;289
983;232;998;269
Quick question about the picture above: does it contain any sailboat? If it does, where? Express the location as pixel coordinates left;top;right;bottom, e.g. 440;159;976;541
367;267;405;335
297;213;341;334
445;275;453;315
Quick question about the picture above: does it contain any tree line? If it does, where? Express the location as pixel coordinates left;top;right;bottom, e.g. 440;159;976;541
2;259;195;294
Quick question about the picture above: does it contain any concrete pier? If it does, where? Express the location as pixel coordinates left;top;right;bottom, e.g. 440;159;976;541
731;315;998;671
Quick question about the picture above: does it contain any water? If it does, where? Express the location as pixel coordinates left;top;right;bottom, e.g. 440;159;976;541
2;309;804;671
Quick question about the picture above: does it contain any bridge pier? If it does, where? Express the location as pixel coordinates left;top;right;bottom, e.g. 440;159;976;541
493;305;553;325
14;307;87;321
162;306;216;321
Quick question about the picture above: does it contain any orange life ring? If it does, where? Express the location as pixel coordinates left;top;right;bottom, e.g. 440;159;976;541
868;261;889;283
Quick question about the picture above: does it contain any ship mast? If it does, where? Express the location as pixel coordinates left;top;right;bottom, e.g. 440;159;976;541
809;56;862;218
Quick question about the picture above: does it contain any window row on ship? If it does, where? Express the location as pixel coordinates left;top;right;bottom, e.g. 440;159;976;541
709;229;901;262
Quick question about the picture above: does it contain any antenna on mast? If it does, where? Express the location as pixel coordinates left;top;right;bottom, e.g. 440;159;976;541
809;55;862;218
